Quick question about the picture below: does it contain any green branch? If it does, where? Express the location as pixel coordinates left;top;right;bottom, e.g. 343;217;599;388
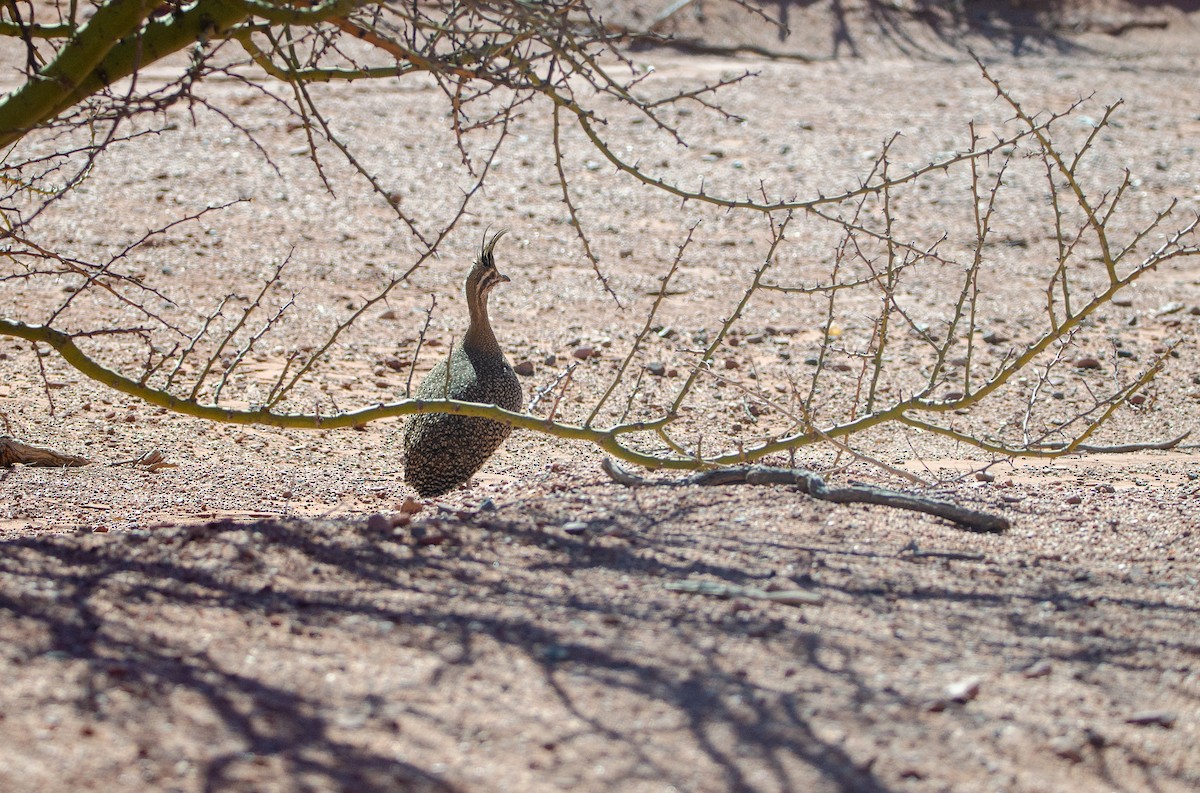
0;0;369;149
0;318;687;470
0;0;154;147
0;21;75;39
233;0;368;25
234;28;409;82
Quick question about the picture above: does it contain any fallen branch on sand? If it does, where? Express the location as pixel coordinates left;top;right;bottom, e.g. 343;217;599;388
0;436;89;468
602;458;1010;534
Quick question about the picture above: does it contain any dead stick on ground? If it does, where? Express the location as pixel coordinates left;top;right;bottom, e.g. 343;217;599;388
1032;431;1189;454
602;458;1010;534
0;436;89;467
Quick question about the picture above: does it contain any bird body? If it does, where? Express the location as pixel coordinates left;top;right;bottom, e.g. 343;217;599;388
403;231;521;497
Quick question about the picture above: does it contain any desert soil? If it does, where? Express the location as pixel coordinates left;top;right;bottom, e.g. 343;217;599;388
1;2;1198;791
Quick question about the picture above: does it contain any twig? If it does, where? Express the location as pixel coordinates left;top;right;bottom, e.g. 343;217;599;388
110;449;178;471
552;103;620;305
899;541;986;562
406;294;437;398
529;362;578;414
587;222;695;426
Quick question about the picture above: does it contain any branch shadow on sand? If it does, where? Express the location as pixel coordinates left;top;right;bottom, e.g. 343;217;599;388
643;0;1196;60
1;481;1196;790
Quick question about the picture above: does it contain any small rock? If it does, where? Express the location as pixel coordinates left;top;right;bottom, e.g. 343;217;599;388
379;309;399;320
1093;483;1116;494
1156;302;1184;316
945;676;982;703
1112;295;1134;307
746;334;765;344
366;513;391;533
540;643;570;661
573;346;596;361
1128;394;1147;406
1049;734;1086;763
724;358;740;370
1125;710;1176;728
382;355;405;371
399;497;423;515
643;361;667;377
414;528;450;547
1117;349;1135;359
667;368;679;377
1021;659;1052;678
1051;391;1065;400
1074;356;1102;370
514;360;535;376
1064;494;1082;505
543;353;557;366
942;391;963;401
982;330;1010;345
478;498;497;512
562;521;588;535
975;471;995;483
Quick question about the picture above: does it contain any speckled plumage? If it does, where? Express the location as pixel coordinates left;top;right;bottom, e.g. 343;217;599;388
403;231;522;498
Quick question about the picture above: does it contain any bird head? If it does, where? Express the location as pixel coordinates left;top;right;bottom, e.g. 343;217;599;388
466;229;510;300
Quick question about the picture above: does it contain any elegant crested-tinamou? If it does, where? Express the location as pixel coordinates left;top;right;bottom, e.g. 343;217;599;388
403;231;522;497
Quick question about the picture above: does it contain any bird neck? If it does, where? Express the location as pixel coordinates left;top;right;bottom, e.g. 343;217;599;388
464;292;501;356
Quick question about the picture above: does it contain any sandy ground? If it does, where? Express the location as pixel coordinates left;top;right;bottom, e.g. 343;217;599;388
1;2;1198;791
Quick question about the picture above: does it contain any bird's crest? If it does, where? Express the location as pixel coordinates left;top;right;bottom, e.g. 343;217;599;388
480;228;507;269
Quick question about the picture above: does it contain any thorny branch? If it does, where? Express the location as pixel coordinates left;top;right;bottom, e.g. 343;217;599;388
1;2;1198;515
